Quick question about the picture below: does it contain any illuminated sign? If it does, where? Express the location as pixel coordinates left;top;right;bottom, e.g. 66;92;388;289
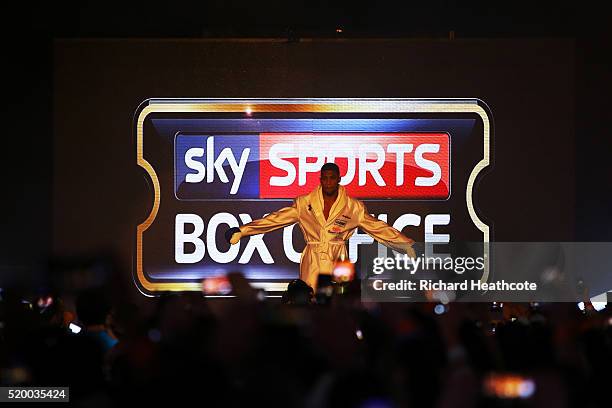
134;99;492;295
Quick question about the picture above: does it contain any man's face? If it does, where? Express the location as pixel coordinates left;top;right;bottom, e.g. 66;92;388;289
320;170;340;196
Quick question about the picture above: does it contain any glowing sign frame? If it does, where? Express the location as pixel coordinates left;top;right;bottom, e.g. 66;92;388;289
134;98;492;295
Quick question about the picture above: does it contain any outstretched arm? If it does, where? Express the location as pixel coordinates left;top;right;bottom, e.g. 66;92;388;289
358;203;416;258
227;201;299;244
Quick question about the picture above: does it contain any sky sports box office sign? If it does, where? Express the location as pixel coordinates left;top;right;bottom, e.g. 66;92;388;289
134;98;496;298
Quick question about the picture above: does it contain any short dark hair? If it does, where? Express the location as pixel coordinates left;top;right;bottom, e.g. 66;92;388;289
281;279;314;305
320;162;340;176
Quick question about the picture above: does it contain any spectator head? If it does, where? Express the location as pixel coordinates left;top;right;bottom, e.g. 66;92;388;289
76;288;110;327
282;279;314;305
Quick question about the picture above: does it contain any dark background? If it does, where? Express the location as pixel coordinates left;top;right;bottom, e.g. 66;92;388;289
53;39;574;286
2;1;611;288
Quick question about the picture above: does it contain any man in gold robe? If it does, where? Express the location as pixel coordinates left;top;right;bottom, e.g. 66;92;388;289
226;163;416;289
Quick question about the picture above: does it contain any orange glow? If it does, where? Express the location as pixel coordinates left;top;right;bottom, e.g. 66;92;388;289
202;275;232;295
333;260;355;283
483;373;535;399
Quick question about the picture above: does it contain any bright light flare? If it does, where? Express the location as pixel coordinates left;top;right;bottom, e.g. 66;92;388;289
333;260;355;283
202;275;232;295
484;373;535;399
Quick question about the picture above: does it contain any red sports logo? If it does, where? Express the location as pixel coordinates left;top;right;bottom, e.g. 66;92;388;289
259;133;450;199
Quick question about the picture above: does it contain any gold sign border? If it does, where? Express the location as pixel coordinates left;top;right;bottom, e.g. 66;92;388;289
135;99;491;296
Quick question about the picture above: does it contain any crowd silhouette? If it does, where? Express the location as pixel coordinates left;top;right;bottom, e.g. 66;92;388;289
0;259;610;407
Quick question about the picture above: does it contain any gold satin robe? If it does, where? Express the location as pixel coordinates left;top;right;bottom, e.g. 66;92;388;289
238;185;415;289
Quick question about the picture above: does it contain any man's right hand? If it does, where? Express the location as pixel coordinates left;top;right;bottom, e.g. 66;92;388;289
405;244;416;259
224;227;242;244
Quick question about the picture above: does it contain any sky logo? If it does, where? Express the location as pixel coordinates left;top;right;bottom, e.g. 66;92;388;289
175;134;260;199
